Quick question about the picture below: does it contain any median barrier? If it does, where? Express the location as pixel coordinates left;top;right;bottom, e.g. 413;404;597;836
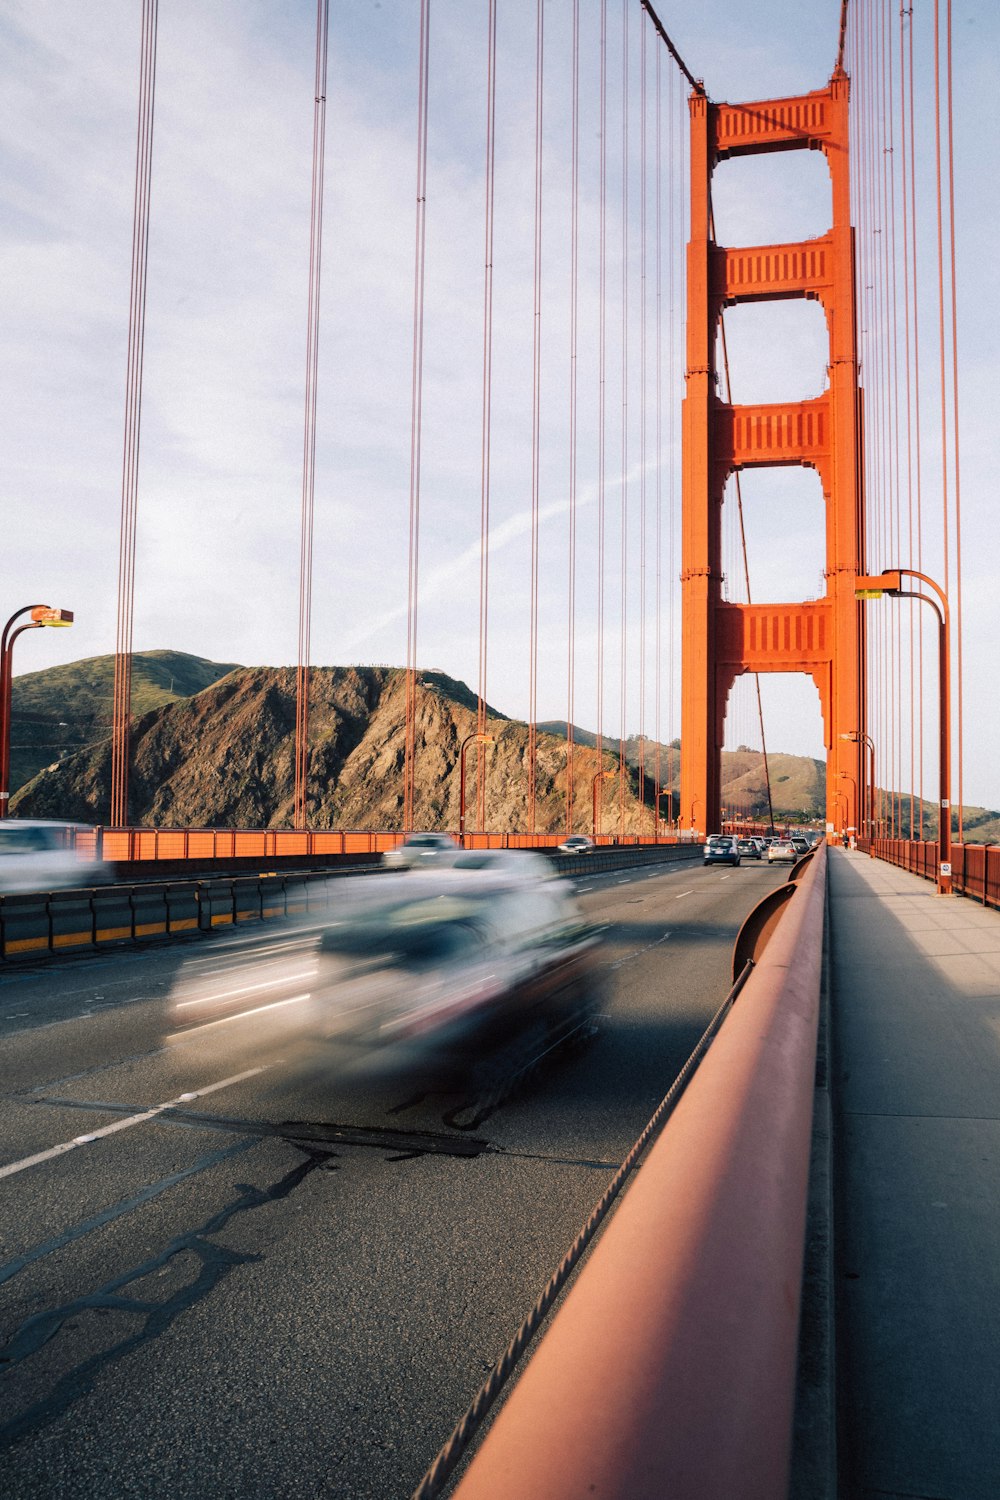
164;883;199;935
0;893;53;958
0;842;705;962
93;885;136;944
130;883;169;940
48;889;98;952
450;843;827;1500
197;879;237;931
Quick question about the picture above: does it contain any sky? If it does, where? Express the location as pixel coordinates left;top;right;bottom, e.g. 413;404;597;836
2;1;997;807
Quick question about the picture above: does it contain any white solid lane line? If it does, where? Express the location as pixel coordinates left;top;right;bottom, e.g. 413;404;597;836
173;993;311;1038
674;890;693;899
0;1066;268;1183
175;970;317;1008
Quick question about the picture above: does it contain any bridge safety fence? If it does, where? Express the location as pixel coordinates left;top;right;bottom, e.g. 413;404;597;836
68;826;696;864
0;841;703;963
858;837;1000;908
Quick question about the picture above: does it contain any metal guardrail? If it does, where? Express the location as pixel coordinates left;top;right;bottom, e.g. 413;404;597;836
0;843;704;962
859;836;1000;907
441;844;827;1500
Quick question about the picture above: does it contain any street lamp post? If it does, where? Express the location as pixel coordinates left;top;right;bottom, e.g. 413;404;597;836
855;569;952;894
839;729;876;848
837;770;857;844
655;789;674;840
459;732;495;842
0;606;74;818
592;767;617;839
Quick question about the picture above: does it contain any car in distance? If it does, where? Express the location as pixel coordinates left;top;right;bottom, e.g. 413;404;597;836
736;837;762;860
557;835;596;855
704;834;741;867
767;840;797;864
0;820;110;894
382;832;460;870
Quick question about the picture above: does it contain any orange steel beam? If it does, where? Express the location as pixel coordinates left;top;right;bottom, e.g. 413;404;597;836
681;72;862;836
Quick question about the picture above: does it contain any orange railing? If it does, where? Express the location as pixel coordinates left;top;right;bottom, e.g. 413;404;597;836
859;837;1000;908
70;826;694;865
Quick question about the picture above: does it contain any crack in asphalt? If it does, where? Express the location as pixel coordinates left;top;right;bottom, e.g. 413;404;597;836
0;1157;318;1451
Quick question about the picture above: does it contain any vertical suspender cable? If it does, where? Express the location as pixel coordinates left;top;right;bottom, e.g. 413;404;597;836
943;0;964;841
111;0;158;830
905;5;926;837
597;0;607;776
566;0;580;836
476;0;498;833
932;0;953;849
619;0;629;838
527;0;544;833
654;44;662;834
639;16;647;831
404;0;431;834
898;0;917;835
294;0;330;832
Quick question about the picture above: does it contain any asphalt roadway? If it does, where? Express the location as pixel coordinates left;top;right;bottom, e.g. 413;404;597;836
0;855;788;1500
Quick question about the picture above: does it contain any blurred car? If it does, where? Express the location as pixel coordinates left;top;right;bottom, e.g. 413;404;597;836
451;849;555;878
704;835;740;867
736;838;762;860
789;836;810;855
168;869;605;1075
382;832;460;870
767;840;797;864
558;835;596;855
0;820;110;894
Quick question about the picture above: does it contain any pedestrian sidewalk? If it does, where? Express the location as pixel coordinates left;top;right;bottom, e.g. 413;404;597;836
828;846;1000;1500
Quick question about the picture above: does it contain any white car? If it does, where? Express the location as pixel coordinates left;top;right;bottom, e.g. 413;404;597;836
382;832;460;870
767;840;797;864
0;820;110;894
558;835;596;855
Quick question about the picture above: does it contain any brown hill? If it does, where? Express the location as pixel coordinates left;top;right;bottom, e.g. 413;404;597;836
11;666;659;834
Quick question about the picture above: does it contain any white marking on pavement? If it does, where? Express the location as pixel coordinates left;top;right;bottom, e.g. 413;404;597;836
675;890;693;899
0;1066;268;1183
607;931;673;970
172;993;312;1038
175;969;316;1008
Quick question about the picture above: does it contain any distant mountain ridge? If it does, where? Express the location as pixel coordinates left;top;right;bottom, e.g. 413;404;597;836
9;649;241;794
12;651;997;837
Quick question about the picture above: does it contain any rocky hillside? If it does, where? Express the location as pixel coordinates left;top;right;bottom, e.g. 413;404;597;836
8;649;240;793
11;664;654;833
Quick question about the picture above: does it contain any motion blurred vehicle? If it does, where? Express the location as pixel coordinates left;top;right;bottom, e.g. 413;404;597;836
168;869;605;1078
704;835;741;867
382;832;460;870
557;834;596;855
451;849;555;877
767;840;797;864
736;838;762;860
0;820;110;894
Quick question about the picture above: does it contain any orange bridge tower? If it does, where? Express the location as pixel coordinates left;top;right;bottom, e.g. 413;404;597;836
680;72;863;837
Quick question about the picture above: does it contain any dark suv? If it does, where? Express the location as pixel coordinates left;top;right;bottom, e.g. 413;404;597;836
704;835;741;867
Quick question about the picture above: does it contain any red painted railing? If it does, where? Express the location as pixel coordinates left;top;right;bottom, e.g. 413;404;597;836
859;838;1000;909
67;826;695;864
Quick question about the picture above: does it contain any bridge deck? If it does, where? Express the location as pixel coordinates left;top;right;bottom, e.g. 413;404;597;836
829;847;1000;1499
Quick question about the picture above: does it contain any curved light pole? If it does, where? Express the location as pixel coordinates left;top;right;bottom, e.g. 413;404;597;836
837;770;857;844
839;728;876;848
655;789;674;841
0;605;74;818
592;767;617;839
834;790;849;843
459;731;495;842
856;569;951;894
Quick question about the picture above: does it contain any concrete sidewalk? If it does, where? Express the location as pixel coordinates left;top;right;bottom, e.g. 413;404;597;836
828;847;1000;1499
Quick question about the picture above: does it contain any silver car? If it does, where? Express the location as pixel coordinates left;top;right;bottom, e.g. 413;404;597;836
382;832;460;870
0;820;110;893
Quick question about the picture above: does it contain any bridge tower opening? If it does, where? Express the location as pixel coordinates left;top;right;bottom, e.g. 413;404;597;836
680;73;863;838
